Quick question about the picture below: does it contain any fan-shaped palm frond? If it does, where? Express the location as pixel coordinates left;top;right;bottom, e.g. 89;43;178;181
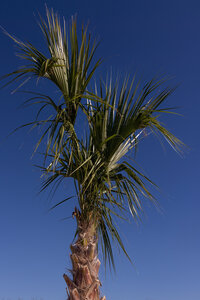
1;7;101;166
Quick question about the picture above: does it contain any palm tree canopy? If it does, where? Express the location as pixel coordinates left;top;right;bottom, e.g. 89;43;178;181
1;8;184;268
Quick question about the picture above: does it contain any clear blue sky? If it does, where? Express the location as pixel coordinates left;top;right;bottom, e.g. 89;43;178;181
0;1;199;300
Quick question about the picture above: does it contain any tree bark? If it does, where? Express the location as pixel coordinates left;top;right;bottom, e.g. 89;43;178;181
63;208;106;300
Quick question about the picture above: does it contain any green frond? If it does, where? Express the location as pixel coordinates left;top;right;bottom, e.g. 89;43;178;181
87;76;184;164
2;8;101;167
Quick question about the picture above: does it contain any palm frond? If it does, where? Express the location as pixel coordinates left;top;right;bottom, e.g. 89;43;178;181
2;8;101;167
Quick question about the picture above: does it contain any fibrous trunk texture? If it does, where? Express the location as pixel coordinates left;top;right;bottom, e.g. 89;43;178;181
63;208;106;300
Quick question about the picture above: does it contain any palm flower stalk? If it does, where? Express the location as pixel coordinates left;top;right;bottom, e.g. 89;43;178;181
1;7;184;300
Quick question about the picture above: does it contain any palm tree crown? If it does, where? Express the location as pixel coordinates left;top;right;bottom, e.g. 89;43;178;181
2;7;183;271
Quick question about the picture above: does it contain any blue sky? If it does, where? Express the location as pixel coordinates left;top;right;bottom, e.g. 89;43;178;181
0;0;200;300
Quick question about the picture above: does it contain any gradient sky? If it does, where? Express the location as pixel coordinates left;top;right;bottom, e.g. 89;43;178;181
0;1;200;300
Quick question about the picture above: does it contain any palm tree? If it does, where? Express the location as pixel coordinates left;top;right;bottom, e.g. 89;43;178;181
2;8;183;300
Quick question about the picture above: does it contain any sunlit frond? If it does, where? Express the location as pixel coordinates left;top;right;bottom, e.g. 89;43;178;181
2;8;101;167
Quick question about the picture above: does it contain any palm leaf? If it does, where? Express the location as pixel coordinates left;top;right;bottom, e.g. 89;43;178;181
2;8;101;168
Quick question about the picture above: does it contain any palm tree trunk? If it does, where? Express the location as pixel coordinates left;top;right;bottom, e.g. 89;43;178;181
63;208;106;300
